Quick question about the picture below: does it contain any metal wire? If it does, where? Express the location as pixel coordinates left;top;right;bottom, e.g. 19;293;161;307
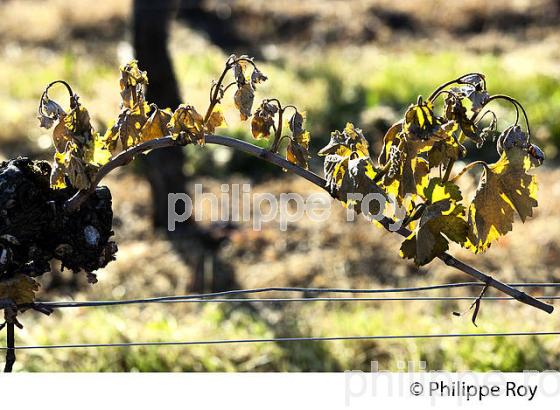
29;295;560;308
30;283;560;308
3;331;560;351
26;282;560;309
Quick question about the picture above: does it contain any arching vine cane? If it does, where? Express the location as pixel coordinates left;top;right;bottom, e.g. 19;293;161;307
0;55;552;371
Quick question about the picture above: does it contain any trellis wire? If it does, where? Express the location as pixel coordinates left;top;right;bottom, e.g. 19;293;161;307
2;331;560;351
22;282;560;309
2;282;558;370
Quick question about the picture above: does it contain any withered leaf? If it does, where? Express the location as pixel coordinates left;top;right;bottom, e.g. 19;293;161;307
205;104;227;134
251;101;277;140
287;130;310;169
0;274;40;305
234;83;255;120
251;67;268;87
103;102;149;154
141;105;172;142
119;60;148;109
168;104;205;145
466;146;538;253
400;178;468;265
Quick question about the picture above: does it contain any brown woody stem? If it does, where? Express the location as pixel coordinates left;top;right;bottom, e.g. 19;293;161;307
64;134;554;315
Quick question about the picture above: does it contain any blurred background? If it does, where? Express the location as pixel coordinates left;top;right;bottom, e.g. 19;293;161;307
1;0;560;371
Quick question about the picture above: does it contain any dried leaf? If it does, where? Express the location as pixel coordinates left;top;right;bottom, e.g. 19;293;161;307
466;146;538;253
141;105;172;142
400;178;468;265
38;96;65;130
251;67;268;87
205;104;227;134
119;60;148;109
234;83;255;120
103;102;149;154
168;104;205;145
287;130;310;169
320;123;375;194
337;156;387;216
0;274;40;305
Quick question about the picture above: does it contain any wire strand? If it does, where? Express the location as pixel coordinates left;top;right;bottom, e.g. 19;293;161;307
3;331;560;351
25;283;560;309
30;295;560;308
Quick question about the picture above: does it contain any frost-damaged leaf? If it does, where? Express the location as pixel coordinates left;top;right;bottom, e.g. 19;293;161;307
443;94;482;145
286;111;311;169
338;156;387;216
427;126;465;169
320;122;370;159
319;123;374;194
205;104;227;134
496;125;528;155
0;274;40;305
251;101;277;140
119;60;148;109
402;99;445;141
168;104;205;145
234;83;255;120
251;67;268;87
45;94;108;189
378;121;402;166
141;105;172;141
52;142;94;190
38;96;66;129
466;145;538;253
103;102;150;154
379;133;430;203
232;57;250;86
400;178;468;265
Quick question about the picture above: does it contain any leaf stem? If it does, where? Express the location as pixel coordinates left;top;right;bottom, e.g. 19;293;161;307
473;94;520;127
450;161;488;183
442;159;455;183
427;73;486;102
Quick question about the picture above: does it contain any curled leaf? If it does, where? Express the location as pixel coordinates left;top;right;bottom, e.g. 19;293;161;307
38;96;66;129
205;104;227;134
287;130;310;169
338;156;386;216
141;105;172;141
168;104;205;145
234;83;255;120
0;274;40;305
466;146;538;253
320;123;373;194
286;111;310;169
119;60;148;109
251;68;268;87
400;178;468;265
496;125;529;155
103;102;150;154
251;101;277;140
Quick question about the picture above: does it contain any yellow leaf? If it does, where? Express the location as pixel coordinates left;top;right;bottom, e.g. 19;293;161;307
466;146;538;253
0;274;40;305
286;131;310;169
141;106;172;142
400;178;468;265
119;60;148;109
168;104;205;145
103;102;150;154
205;104;227;134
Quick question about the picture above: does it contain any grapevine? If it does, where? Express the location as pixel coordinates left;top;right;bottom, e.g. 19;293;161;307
0;55;550;326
